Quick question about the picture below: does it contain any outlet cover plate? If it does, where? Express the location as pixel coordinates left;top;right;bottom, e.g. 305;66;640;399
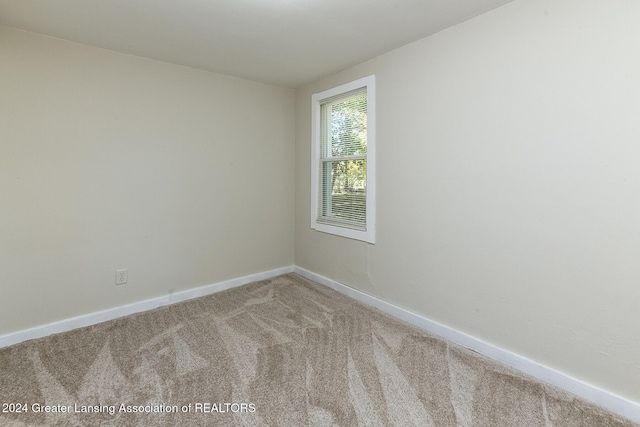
115;269;128;285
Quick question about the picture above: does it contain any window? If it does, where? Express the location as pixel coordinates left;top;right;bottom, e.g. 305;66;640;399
311;75;375;243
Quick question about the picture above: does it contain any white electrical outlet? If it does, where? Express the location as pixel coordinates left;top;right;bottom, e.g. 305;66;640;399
115;269;128;285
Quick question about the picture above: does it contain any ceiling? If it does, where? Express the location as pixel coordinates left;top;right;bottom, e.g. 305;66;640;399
0;0;514;88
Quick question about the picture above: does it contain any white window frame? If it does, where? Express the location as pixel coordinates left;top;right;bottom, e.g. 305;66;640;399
311;75;376;243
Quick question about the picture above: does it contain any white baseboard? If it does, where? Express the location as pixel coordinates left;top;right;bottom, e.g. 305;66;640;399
3;264;638;423
293;266;640;424
0;266;294;349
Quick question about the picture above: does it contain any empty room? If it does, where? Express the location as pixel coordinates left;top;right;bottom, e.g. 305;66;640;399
1;0;639;425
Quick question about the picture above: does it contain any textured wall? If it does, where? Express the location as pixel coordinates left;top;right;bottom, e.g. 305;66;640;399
0;26;295;334
295;0;640;403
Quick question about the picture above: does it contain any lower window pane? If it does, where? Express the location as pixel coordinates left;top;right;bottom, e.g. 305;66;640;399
320;160;366;226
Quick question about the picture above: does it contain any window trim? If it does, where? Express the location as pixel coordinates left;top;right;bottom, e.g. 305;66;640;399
310;75;376;243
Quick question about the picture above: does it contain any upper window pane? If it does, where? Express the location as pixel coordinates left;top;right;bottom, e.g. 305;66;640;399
320;90;368;158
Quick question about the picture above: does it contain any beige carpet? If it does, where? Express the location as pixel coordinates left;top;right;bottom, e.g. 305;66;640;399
0;273;636;426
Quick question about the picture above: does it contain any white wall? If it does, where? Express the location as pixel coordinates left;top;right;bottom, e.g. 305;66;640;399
295;0;640;403
0;26;295;335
